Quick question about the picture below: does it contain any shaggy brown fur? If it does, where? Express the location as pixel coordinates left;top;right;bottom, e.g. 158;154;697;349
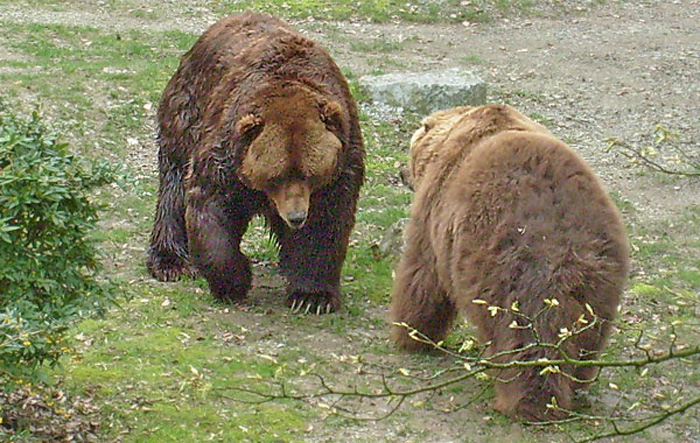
147;12;365;313
390;105;629;420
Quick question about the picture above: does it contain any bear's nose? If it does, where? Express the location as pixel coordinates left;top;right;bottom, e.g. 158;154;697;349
287;211;307;229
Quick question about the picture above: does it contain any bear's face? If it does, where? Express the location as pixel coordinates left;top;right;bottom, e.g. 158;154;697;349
237;85;344;229
405;106;473;190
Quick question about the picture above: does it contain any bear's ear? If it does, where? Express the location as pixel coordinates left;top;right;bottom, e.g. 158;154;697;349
235;113;263;137
319;100;344;130
421;117;435;134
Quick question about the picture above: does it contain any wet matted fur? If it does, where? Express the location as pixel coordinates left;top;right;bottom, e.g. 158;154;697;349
147;12;365;313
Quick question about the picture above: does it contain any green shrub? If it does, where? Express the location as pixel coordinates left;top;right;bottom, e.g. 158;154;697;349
0;102;118;387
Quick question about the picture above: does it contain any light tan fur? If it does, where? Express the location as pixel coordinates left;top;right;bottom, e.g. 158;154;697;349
391;104;629;421
239;87;342;199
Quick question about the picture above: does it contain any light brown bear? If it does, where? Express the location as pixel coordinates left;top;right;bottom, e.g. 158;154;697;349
390;104;629;420
147;12;365;313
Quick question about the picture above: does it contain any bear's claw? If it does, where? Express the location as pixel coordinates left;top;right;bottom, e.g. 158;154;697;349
288;293;337;316
147;254;197;282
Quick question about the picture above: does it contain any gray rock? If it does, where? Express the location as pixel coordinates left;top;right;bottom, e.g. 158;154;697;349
373;218;409;259
360;69;487;115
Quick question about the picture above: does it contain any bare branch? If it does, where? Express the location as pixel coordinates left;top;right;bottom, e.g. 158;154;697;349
221;302;699;438
575;396;700;442
606;133;700;177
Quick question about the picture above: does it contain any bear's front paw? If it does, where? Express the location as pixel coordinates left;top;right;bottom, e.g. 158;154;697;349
147;253;197;282
287;290;340;315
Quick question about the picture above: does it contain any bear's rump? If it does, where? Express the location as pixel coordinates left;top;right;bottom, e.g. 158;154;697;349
441;132;625;315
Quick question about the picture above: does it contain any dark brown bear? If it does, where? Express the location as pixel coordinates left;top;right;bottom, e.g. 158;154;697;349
147;12;365;314
390;105;629;420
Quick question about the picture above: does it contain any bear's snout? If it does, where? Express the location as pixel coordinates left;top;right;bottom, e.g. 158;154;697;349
286;209;307;229
268;181;311;230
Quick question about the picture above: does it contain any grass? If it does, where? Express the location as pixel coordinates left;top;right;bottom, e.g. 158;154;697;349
60;293;311;441
0;0;610;24
0;0;698;441
0;21;195;160
350;39;408;53
600;201;700;437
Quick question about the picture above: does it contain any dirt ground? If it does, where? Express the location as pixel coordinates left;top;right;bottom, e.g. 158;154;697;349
3;0;697;218
317;1;700;220
1;0;698;441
